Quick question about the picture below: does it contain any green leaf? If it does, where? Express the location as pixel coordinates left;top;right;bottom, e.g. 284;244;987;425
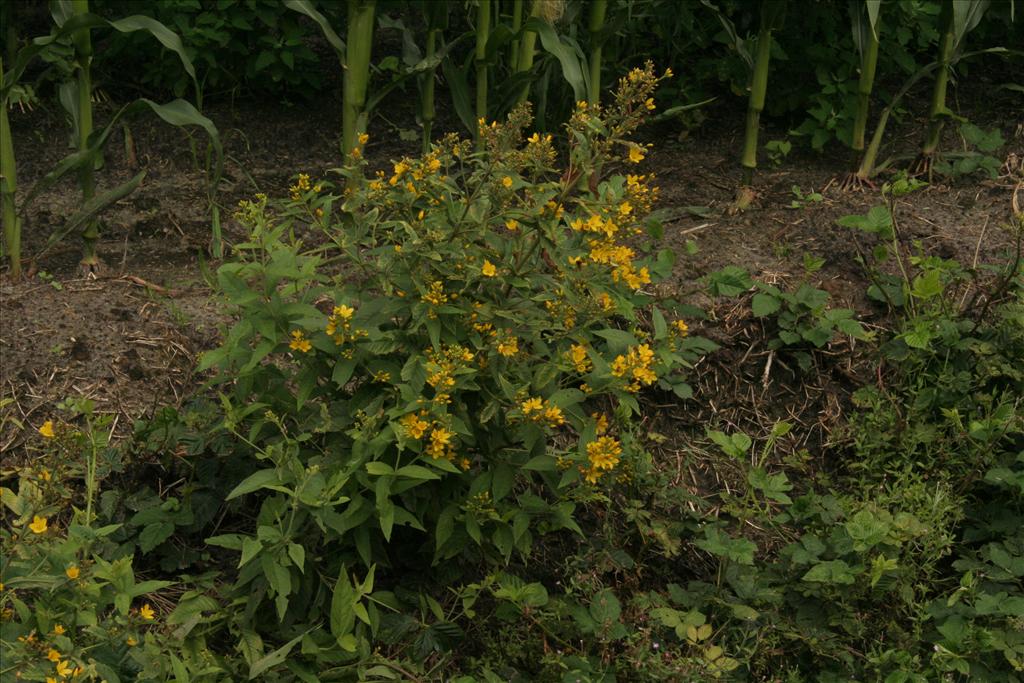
283;0;345;57
138;522;174;553
227;469;281;500
330;565;356;641
248;632;305;679
525;17;588;102
802;560;859;585
751;292;781;317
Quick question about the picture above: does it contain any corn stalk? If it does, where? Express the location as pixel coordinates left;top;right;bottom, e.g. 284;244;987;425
344;0;376;157
587;0;608;105
919;0;990;168
510;0;523;72
849;0;881;163
740;1;786;187
515;1;546;104
0;58;20;279
475;0;490;142
67;0;101;269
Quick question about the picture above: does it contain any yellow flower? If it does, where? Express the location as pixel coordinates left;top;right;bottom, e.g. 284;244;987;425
618;201;633;216
674;320;689;337
47;649;61;662
52;624;65;635
459;457;471;471
628;145;645;164
65;566;80;580
505;219;519;231
521;397;544;415
543;406;565;426
496;336;519;357
400;413;430;440
587;436;622;471
567;344;592;373
55;660;73;678
41;469;52;481
29;515;48;534
127;636;138;646
39;421;55;438
427;427;455;459
139;603;155;621
47;678;58;683
358;133;370;145
481;260;497;277
289;330;312;353
645;97;656;111
502;176;513;188
333;305;355;319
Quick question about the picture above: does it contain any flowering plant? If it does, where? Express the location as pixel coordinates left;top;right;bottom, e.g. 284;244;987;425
197;62;715;652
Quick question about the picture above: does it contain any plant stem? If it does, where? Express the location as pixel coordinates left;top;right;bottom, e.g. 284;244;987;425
422;26;437;154
851;14;880;159
510;0;523;72
741;17;774;186
921;0;954;158
343;0;376;157
475;0;490;148
0;57;21;279
515;1;544;105
72;0;98;268
587;0;607;105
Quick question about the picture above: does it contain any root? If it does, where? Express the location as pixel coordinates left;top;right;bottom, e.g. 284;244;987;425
836;172;876;193
726;185;757;215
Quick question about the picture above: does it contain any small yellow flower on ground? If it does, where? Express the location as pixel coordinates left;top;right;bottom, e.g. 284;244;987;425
502;176;513;188
38;421;55;438
481;260;497;277
127;636;138;646
52;624;65;635
139;603;156;620
29;516;48;534
47;649;61;662
65;566;80;580
505;219;518;231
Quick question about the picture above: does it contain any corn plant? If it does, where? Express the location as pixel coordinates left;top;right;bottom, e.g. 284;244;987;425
1;2;220;277
842;0;881;189
916;0;990;176
706;0;787;206
587;0;608;105
475;0;491;145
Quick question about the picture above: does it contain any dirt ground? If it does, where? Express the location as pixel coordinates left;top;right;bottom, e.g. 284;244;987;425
2;77;1022;463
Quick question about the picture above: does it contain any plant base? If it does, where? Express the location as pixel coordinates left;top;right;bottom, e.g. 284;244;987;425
838;172;876;192
727;185;757;215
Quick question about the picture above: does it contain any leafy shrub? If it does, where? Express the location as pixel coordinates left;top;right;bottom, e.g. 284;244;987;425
93;0;324;98
193;63;716;665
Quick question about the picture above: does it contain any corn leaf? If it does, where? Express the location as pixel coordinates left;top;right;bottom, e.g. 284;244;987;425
523;17;588;102
284;0;346;60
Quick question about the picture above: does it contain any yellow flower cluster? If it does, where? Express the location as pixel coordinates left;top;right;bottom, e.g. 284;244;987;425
289;330;312;353
427;426;456;460
289;173;311;200
326;304;366;345
544;297;576;329
424;344;475;403
566;344;592;373
496;333;519;357
400;411;431;439
422;281;448;312
611;343;657;392
584;436;622;483
625;174;659;213
674;320;689;337
520;397;565;427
